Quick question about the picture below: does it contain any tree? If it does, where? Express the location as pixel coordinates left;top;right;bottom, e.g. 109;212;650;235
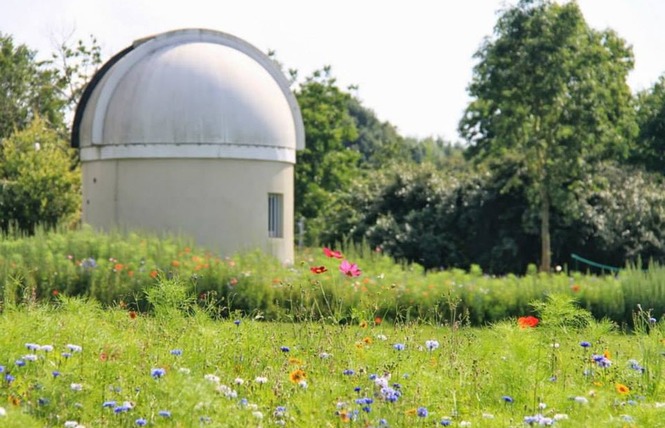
0;33;66;139
459;0;636;272
294;67;360;240
0;117;80;233
632;76;665;174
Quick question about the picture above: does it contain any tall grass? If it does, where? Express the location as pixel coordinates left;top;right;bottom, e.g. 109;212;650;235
0;290;662;427
0;226;663;326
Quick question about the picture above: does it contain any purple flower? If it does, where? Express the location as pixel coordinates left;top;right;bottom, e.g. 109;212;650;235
170;349;183;356
103;401;116;408
393;343;405;351
417;407;428;417
159;410;171;417
502;395;514;403
135;418;147;426
343;369;355;376
440;418;452;426
151;368;166;378
280;346;290;352
234;319;241;326
580;341;591;348
15;359;25;367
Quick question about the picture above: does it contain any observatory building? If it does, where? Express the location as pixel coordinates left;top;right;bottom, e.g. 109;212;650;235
71;29;305;263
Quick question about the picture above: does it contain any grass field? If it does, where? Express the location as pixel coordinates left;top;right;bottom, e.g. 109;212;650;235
1;229;665;426
0;289;663;427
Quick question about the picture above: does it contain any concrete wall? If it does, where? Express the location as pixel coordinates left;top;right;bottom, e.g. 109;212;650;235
82;158;294;263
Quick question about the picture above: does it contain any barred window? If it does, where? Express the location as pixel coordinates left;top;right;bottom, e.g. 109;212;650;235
268;193;283;238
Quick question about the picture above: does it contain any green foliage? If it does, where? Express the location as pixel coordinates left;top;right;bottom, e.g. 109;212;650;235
50;34;102;115
294;67;360;235
460;0;636;271
0;33;66;138
632;75;665;173
0;117;80;233
0;295;663;426
530;293;594;331
4;227;665;328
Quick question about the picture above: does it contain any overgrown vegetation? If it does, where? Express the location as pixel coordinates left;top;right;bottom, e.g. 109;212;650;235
0;282;663;427
2;227;665;328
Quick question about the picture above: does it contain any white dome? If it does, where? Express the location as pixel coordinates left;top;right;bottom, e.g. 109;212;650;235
74;29;304;163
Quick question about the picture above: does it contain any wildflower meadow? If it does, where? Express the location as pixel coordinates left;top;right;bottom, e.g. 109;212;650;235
1;227;665;427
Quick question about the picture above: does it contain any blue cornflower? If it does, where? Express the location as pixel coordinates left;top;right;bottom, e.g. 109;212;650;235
234;319;241;326
62;352;72;359
580;341;591;348
628;359;645;373
274;406;286;417
393;343;405;351
343;369;355;376
135;418;147;426
440;418;452;426
392;383;402;389
417;407;428;417
354;386;361;392
170;349;183;356
592;354;611;368
151;368;166;378
425;340;440;351
280;346;290;352
381;387;401;402
502;395;514;403
67;344;83;353
239;398;249;407
355;397;373;405
159;410;171;417
103;401;117;408
82;257;97;269
52;371;60;378
5;374;15;383
368;374;377;380
362;406;371;413
114;405;131;413
650;317;657;324
379;419;389;426
15;359;25;367
0;366;4;373
25;343;40;351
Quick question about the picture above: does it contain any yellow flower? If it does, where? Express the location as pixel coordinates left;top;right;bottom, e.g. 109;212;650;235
289;369;306;384
288;357;302;365
616;383;630;395
603;349;612;359
359;320;368;328
362;337;373;345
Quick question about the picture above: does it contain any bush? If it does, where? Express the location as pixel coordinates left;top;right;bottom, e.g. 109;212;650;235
0;117;80;233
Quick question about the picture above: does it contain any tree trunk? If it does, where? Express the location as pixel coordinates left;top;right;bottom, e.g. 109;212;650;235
539;188;551;273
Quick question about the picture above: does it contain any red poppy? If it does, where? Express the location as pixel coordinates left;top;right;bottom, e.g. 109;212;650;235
323;247;343;259
52;290;59;297
517;316;539;328
310;266;328;274
129;311;137;319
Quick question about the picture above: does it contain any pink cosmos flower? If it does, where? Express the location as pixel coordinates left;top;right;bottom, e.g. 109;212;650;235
339;260;361;277
323;247;343;259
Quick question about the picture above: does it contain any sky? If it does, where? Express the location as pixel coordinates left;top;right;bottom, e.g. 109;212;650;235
3;0;665;142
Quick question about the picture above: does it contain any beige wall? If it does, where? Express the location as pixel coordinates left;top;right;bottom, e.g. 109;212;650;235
82;158;294;263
